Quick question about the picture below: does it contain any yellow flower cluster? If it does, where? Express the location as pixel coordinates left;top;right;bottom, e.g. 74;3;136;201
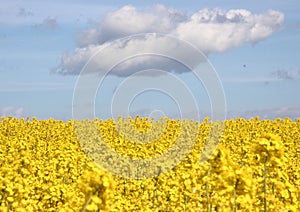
0;117;114;212
0;116;299;211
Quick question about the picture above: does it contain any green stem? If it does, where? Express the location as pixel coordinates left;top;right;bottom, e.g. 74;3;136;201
152;189;156;209
264;153;269;212
152;178;157;209
81;185;103;212
81;193;93;212
206;164;212;212
232;179;238;212
123;179;126;196
184;194;187;211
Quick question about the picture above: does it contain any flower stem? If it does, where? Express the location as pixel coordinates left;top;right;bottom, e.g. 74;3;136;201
232;179;238;212
81;193;93;212
264;153;269;212
206;164;212;212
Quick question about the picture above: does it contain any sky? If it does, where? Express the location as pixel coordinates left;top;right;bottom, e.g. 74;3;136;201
0;0;300;121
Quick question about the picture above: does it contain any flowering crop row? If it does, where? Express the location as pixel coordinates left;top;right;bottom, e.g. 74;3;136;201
0;116;299;211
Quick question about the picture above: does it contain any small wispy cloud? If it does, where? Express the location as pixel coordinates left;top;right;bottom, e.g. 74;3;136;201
158;105;300;121
17;7;33;17
285;22;300;30
34;17;58;30
270;68;300;81
222;77;281;83
14;107;24;116
228;105;300;120
0;106;24;117
0;33;7;40
230;68;300;85
271;69;294;80
0;82;73;92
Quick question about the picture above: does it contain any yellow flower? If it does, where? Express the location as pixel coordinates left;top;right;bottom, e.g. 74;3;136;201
0;116;299;211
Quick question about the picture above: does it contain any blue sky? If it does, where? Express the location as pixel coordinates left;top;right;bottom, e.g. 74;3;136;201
0;0;299;120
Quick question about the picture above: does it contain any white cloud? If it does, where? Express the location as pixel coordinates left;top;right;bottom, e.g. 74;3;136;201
57;34;202;77
99;5;186;43
77;29;102;47
75;5;187;47
59;45;104;75
175;9;284;53
55;5;284;77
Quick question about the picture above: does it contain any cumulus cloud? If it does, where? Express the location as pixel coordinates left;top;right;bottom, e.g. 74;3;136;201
76;5;187;47
175;8;284;53
77;29;102;47
0;106;24;117
54;5;284;77
59;34;203;77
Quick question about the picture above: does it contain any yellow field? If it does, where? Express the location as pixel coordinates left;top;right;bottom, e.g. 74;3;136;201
0;116;299;211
